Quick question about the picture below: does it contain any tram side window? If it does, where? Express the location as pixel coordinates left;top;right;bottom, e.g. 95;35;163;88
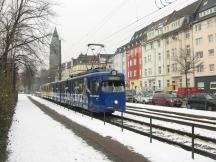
71;82;75;94
74;80;80;94
90;79;100;94
79;79;84;93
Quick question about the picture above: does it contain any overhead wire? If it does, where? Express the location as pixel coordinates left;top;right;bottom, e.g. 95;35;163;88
99;0;178;43
88;0;131;39
71;0;175;56
70;0;196;57
101;0;196;50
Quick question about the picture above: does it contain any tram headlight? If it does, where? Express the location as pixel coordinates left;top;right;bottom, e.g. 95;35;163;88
114;100;118;105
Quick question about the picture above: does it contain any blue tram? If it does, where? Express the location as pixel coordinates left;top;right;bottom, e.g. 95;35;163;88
41;69;126;113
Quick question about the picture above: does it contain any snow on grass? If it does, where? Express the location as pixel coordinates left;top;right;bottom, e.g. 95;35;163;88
32;96;216;162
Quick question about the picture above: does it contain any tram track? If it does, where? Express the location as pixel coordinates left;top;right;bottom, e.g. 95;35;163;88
106;114;216;160
125;108;216;126
127;105;216;122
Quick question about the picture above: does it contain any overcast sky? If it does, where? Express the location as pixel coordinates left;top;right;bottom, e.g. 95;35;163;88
52;0;197;62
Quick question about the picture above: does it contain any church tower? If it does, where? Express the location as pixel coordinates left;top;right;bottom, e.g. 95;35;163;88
49;28;61;81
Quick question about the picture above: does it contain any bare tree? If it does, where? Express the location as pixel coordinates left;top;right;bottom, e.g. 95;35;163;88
172;48;203;98
0;0;55;91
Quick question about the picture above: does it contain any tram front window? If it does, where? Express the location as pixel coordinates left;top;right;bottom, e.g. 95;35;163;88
101;81;125;93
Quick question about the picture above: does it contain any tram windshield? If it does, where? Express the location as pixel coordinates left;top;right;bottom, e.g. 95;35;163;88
101;81;125;93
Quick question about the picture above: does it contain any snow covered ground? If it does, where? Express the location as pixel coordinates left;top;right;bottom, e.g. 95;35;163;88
7;95;111;162
7;94;216;162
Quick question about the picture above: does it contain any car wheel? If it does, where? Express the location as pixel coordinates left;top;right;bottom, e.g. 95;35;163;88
207;106;213;111
143;100;146;104
187;104;192;109
167;102;172;107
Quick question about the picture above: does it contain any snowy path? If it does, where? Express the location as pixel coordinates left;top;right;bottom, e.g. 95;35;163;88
7;95;111;162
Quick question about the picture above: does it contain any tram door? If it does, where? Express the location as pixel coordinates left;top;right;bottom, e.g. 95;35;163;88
88;78;100;111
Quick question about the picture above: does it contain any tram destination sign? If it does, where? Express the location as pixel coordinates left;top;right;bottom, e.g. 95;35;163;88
108;76;120;80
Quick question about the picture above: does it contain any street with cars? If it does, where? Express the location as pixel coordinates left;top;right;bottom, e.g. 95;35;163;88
126;90;216;111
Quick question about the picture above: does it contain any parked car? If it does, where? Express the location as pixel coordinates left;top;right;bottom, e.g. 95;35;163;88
134;92;153;104
186;93;216;111
126;90;136;102
152;93;182;107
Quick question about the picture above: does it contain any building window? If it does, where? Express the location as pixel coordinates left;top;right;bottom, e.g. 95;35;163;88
158;53;161;61
132;49;135;56
167;80;170;87
197;65;204;72
167;65;170;73
134;58;137;65
144;57;147;64
167;50;170;59
166;38;169;44
172;63;177;72
179;79;182;87
157;40;161;47
145;69;147;76
158;66;161;74
150;43;153;49
207;19;213;28
130;60;133;66
158;80;161;89
196;51;203;58
139;57;142;64
185;31;190;39
208;34;214;43
143;45;146;51
197;82;204;89
186;45;190;56
195;23;202;31
172;48;174;57
209;64;215;72
195;37;203;45
208;49;214;56
134;70;137;77
148;68;152;75
210;82;216;89
148;55;151;62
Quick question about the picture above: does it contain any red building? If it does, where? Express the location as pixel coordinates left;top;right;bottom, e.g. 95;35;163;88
124;27;147;91
126;44;142;90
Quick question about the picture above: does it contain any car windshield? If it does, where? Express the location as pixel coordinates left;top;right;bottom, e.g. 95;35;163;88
145;93;153;97
101;81;125;93
166;94;176;98
205;94;216;100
